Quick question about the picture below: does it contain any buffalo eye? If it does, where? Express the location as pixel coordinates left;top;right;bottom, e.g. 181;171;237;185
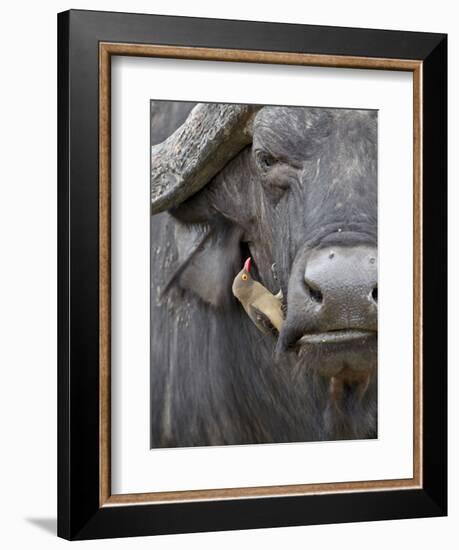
254;150;292;203
255;150;278;172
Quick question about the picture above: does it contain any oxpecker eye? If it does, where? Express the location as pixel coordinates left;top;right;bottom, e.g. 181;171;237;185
241;274;248;281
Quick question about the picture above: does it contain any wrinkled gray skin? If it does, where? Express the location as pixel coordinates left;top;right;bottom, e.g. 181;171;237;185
151;102;377;447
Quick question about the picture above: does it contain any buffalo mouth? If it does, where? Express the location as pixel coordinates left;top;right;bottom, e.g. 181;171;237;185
298;329;376;345
289;329;377;380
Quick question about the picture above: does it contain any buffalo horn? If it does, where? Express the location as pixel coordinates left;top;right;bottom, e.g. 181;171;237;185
151;103;261;213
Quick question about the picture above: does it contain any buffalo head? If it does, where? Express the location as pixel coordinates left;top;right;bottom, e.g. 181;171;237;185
151;103;377;385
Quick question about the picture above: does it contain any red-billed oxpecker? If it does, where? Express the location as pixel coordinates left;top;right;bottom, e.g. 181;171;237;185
232;257;284;336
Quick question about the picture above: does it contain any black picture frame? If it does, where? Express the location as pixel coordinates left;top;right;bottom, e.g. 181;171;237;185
58;9;447;540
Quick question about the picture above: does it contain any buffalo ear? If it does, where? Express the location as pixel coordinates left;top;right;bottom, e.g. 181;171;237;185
169;185;216;225
175;221;243;308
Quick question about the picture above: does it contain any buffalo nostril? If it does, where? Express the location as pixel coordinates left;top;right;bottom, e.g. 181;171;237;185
371;286;378;303
304;278;323;304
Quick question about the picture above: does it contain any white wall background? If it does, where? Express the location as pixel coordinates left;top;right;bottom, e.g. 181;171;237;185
0;1;455;548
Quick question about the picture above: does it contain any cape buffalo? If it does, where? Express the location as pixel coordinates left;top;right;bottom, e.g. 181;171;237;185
150;101;377;448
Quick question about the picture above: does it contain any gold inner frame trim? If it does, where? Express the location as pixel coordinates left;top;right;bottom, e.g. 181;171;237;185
99;42;423;507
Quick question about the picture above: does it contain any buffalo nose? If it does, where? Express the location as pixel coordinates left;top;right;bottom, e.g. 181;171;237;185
303;245;377;329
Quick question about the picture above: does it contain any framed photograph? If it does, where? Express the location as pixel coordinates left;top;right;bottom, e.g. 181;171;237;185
57;9;447;540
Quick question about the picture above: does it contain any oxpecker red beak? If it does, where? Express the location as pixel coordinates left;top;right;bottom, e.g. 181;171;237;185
244;257;251;272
